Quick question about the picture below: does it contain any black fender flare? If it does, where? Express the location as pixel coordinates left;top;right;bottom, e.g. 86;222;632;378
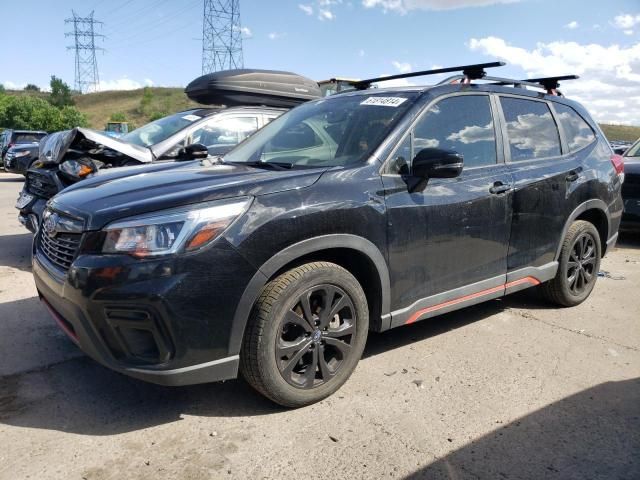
228;234;391;355
554;199;611;260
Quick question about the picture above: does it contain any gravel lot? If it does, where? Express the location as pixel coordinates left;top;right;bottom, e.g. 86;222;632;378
0;171;638;480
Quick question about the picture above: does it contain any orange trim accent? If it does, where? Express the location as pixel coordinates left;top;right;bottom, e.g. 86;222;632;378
405;276;540;325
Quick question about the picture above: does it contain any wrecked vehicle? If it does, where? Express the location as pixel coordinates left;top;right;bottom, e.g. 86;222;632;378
16;69;322;232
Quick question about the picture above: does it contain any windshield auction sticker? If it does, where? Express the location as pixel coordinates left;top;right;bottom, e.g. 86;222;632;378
181;114;201;122
360;97;407;107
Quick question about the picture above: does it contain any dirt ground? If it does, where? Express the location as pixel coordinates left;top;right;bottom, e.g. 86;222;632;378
0;171;638;480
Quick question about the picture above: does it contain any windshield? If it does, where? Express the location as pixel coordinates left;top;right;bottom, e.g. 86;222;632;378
626;139;640;157
224;92;418;168
122;110;211;147
15;132;46;143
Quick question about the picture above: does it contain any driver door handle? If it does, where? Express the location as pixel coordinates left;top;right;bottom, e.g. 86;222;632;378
489;181;512;195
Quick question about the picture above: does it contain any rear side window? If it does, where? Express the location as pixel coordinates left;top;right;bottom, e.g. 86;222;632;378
15;133;46;143
500;97;561;161
412;95;497;169
553;103;596;152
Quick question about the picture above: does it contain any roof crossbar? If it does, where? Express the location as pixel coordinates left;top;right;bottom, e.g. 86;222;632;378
352;61;505;90
484;74;580;95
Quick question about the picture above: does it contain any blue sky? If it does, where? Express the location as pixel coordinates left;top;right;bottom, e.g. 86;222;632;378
1;0;639;123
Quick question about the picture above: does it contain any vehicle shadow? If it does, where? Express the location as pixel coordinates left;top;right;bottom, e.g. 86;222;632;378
0;175;24;183
0;292;550;436
404;378;640;479
617;231;640;249
0;233;33;272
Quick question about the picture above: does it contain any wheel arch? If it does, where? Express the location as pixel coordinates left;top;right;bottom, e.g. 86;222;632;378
228;234;391;356
555;199;610;260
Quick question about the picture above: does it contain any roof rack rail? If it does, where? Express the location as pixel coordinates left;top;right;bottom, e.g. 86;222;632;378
485;74;579;95
352;61;505;90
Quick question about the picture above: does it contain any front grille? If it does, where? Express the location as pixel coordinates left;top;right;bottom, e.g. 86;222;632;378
26;170;58;199
39;229;82;271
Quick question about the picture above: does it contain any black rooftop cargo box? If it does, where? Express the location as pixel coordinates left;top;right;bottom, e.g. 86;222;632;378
185;69;322;108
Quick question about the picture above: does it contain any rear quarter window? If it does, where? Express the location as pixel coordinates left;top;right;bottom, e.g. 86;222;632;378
500;97;562;161
553;103;596;152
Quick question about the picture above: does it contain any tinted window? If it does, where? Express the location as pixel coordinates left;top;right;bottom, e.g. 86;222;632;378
553;103;596;152
413;95;497;168
501;97;561;161
122;110;211;147
14;132;46;144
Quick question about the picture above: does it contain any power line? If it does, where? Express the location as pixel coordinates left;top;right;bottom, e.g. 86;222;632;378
65;10;105;93
202;0;244;74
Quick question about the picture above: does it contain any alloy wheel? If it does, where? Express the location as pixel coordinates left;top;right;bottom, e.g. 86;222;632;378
567;232;597;295
276;284;356;389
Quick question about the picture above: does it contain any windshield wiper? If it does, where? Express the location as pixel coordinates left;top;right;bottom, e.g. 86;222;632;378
233;161;294;171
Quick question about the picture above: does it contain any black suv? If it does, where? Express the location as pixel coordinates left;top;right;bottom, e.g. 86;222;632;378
32;63;623;407
1;129;47;166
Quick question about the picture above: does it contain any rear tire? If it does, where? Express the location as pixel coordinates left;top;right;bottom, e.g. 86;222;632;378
540;220;601;307
241;262;369;407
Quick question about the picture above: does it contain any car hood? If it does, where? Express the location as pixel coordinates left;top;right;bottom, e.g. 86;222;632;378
50;162;327;230
39;127;153;165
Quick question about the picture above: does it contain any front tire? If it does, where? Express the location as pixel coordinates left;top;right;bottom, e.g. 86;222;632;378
540;220;601;307
241;262;369;407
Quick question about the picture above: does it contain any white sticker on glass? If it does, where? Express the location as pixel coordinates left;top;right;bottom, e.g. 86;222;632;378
360;97;407;107
181;114;201;122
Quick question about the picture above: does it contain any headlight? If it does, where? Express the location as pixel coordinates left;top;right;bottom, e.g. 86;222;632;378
14;150;30;158
102;197;252;257
60;159;94;178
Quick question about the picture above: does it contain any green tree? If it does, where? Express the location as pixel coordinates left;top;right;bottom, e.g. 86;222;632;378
0;95;87;131
139;86;154;115
0;84;6;95
109;112;128;122
48;75;74;107
24;84;41;92
59;106;89;129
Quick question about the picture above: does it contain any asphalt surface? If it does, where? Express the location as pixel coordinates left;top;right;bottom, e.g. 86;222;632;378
0;170;638;480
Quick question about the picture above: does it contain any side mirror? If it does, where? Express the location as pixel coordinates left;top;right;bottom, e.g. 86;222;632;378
412;148;463;179
177;143;209;161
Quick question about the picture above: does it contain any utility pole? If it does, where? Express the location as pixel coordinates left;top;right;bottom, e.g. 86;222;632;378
201;0;244;74
65;11;104;93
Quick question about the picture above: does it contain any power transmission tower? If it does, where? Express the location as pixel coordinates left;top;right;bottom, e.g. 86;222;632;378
202;0;244;74
65;11;104;93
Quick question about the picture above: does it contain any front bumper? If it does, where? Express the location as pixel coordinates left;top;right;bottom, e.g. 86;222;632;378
33;235;258;386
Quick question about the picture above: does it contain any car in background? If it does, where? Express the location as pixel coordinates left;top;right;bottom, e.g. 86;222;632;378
0;129;47;166
622;138;640;229
611;141;632;155
16;106;285;232
3;142;42;175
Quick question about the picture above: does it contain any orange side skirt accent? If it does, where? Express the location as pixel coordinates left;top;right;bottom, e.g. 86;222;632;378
405;276;541;325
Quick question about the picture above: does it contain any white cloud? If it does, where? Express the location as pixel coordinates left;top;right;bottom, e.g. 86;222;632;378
565;20;578;30
392;60;412;73
362;0;518;14
298;4;314;15
359;49;366;57
372;74;415;88
2;81;27;90
97;78;154;91
268;32;286;40
613;13;640;30
318;8;335;19
468;36;640;124
233;25;252;38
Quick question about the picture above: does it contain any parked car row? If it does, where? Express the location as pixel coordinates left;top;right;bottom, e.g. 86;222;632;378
22;63;627;407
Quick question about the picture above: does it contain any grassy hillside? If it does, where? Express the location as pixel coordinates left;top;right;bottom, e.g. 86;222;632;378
72;87;210;130
599;124;640;143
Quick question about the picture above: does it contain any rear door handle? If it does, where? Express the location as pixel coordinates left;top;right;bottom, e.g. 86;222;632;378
489;181;512;195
